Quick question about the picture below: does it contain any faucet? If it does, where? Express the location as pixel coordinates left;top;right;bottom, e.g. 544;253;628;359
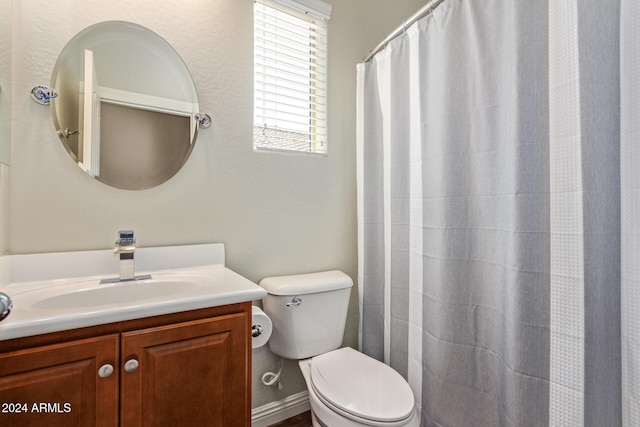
101;230;151;284
115;230;136;280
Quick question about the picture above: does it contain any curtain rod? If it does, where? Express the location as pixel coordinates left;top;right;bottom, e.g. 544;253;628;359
363;0;446;63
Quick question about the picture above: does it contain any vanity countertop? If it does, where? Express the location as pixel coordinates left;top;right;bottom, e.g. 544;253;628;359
0;244;267;341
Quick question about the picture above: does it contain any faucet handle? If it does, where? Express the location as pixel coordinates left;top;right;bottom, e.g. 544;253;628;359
118;230;135;240
114;229;136;254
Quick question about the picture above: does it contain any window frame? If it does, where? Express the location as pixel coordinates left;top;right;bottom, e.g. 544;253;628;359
253;0;331;155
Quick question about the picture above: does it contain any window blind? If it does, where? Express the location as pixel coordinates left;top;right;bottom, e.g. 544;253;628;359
254;0;329;154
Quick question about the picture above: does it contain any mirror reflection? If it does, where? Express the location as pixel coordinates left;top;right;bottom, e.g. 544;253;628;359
50;21;200;190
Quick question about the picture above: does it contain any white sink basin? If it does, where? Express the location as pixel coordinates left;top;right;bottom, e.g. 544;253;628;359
31;275;202;310
0;255;267;341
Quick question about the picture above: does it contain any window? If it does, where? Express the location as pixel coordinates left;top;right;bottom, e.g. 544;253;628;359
254;0;331;154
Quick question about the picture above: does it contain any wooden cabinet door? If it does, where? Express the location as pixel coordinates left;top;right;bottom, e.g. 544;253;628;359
0;334;119;427
120;313;249;427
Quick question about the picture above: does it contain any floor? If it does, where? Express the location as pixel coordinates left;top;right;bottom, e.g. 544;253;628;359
268;411;312;427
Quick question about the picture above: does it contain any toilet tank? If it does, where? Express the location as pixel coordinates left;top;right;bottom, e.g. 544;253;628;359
260;270;353;360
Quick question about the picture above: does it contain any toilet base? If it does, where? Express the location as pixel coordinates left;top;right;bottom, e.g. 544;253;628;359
310;410;325;427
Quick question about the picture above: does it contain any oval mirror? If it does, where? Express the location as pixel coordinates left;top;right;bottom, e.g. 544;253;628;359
50;21;200;190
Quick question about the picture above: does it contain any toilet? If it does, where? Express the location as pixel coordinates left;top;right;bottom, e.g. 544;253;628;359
260;270;419;427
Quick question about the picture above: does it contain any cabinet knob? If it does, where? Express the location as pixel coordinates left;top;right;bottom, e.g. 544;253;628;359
98;364;114;378
124;358;139;373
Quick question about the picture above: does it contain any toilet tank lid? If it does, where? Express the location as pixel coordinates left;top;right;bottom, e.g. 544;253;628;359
259;270;353;295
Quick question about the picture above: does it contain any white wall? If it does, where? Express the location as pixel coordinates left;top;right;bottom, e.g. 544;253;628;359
0;0;10;257
0;0;10;168
6;0;426;411
0;164;7;257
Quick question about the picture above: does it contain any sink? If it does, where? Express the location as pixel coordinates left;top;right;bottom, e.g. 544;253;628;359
0;265;267;341
31;276;201;310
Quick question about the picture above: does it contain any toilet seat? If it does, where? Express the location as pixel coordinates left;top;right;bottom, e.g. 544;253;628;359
310;347;415;425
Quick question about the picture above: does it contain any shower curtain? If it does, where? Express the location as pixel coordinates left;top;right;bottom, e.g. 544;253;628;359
356;0;639;425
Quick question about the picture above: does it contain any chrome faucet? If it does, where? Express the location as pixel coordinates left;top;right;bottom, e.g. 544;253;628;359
101;230;151;284
115;230;136;281
115;230;136;253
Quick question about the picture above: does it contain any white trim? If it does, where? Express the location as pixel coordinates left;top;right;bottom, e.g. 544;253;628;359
254;145;328;157
251;391;310;427
99;87;197;117
79;83;197;118
263;0;332;21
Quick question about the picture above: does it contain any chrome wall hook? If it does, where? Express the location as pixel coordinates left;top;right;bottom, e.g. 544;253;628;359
31;85;58;105
195;113;212;129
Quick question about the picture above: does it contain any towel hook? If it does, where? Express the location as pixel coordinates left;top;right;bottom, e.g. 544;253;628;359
30;85;58;105
195;113;212;129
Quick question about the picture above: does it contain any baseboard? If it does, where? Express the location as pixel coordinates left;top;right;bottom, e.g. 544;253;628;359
251;391;310;427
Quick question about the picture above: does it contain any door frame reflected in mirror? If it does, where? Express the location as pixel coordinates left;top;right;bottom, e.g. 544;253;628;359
49;21;203;190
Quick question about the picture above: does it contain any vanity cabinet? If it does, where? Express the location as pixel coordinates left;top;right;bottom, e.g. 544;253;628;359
0;302;251;427
120;313;248;426
0;334;120;426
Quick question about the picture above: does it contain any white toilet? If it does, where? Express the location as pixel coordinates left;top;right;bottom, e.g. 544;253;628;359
260;270;419;427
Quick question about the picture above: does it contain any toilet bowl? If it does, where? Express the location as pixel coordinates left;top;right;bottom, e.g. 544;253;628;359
299;347;419;427
260;271;419;427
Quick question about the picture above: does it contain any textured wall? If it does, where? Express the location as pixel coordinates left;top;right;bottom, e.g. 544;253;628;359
6;0;426;410
0;164;7;256
0;0;9;256
0;0;10;167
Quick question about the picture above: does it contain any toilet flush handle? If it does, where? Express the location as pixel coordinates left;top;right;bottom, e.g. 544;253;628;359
286;296;302;307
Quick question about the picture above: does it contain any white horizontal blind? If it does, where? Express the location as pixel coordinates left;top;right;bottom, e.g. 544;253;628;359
254;0;328;154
